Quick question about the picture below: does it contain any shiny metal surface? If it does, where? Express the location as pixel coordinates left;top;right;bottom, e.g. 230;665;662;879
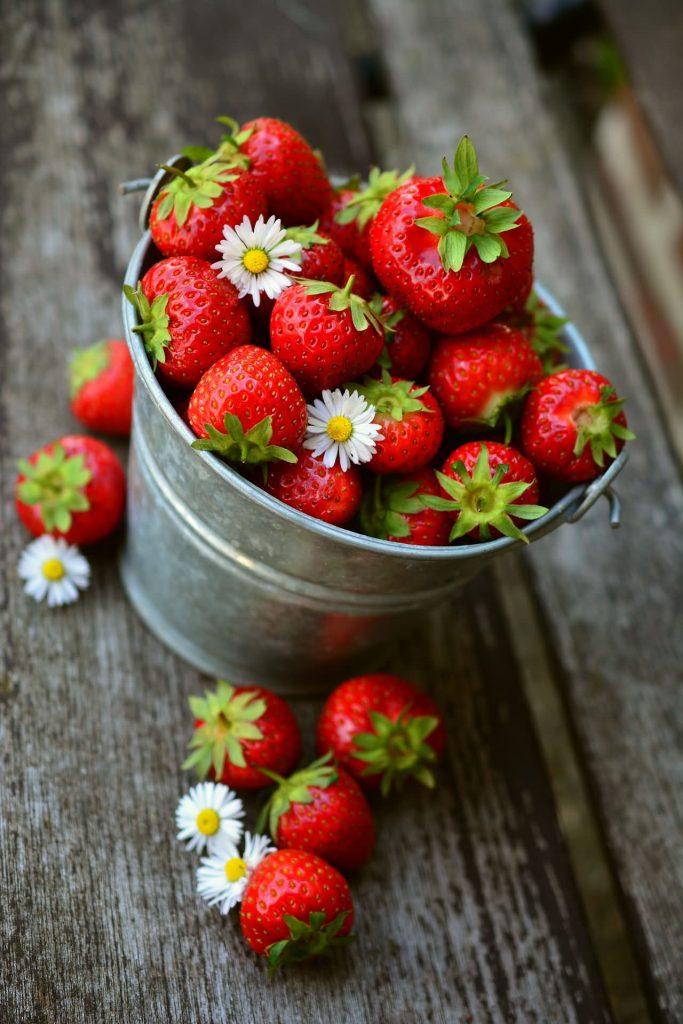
119;229;627;693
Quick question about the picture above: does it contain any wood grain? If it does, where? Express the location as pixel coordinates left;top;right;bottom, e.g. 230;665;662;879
365;0;683;1018
0;1;613;1021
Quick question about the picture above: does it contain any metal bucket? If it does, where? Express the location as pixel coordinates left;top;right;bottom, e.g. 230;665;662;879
119;166;627;694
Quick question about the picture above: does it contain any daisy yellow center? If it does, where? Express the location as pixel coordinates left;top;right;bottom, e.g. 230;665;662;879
243;248;269;274
196;808;220;836
225;856;247;882
326;415;353;443
42;558;65;581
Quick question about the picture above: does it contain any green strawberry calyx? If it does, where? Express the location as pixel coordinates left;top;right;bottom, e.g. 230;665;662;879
505;290;569;372
182;679;267;779
285;221;330;253
69;340;111;398
123;282;170;369
353;707;441;796
572;386;635;466
210;115;255;168
369;295;405;370
298;277;385;334
347;369;433;422
335;165;415;231
420;443;548;544
256;752;338;837
415;136;521;273
155;160;240;227
191;413;298;476
17;443;92;534
360;476;423;541
267;910;354;975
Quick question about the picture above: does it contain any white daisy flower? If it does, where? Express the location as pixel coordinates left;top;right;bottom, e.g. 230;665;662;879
196;831;274;915
175;781;245;855
18;535;90;607
212;214;302;306
303;388;384;471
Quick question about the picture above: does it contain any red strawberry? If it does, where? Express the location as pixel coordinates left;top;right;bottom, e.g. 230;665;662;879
369;137;533;334
188;345;307;469
332;165;415;270
319;184;364;259
342;257;376;301
521;369;634;482
215;116;332;226
16;435;125;546
183;680;301;790
316;673;446;796
423;441;547;543
240;850;354;970
501;288;569;371
265;450;362;525
270;278;385;394
150;161;267;262
257;754;375;871
427;322;543;437
125;256;251;388
374;295;432;379
350;372;444;475
360;469;451;546
286;223;345;285
69;339;133;437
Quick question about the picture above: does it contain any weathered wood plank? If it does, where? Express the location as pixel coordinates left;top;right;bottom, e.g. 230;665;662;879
364;0;683;1018
1;1;610;1021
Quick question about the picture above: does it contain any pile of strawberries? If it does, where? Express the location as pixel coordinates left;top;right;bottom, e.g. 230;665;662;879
124;115;632;546
178;671;445;971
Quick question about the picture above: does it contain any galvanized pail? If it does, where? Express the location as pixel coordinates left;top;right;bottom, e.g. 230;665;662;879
119;168;627;694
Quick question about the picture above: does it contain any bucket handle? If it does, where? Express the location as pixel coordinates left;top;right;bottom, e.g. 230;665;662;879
562;450;628;528
119;154;190;232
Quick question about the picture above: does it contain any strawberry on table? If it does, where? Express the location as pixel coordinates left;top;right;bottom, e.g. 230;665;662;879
188;345;307;470
240;849;354;971
68;339;134;437
257;753;375;871
270;277;385;394
316;673;446;796
521;369;634;482
360;469;451;546
369;136;533;334
285;223;345;285
16;435;125;546
150;160;267;262
373;295;432;380
427;321;543;438
423;441;547;543
349;371;445;475
183;679;301;791
265;450;363;525
125;256;251;388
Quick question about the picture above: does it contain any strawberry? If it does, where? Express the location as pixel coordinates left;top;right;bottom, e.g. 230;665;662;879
316;673;446;796
520;369;634;482
349;371;444;475
68;339;134;437
124;256;251;388
150;161;267;262
257;753;375;871
373;295;432;380
265;450;362;526
270;278;385;394
360;469;451;546
369;137;533;334
183;679;301;790
342;257;376;301
215;116;332;226
427;322;543;438
318;184;364;259
286;223;345;285
501;288;569;371
16;435;125;546
423;441;547;543
240;849;354;971
188;345;307;469
332;165;414;270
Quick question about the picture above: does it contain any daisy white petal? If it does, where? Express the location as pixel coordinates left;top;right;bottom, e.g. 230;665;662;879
196;830;274;915
18;536;90;607
213;214;302;306
175;781;245;855
303;388;383;470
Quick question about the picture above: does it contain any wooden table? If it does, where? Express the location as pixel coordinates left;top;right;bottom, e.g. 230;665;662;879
1;2;681;1021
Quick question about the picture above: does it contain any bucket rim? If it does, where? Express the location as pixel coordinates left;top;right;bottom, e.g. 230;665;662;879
121;232;620;562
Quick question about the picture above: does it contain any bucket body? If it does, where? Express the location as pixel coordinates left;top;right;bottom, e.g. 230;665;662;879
120;231;624;693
